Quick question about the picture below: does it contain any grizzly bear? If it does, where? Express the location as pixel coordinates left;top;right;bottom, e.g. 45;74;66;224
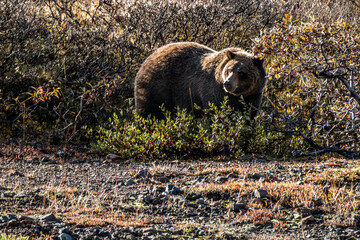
134;42;266;119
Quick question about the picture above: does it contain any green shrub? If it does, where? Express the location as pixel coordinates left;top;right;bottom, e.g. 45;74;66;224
88;98;302;160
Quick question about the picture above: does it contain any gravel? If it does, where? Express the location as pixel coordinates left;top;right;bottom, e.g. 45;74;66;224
0;147;359;239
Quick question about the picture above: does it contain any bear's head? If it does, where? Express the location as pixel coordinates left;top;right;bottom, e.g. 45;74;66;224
221;50;266;96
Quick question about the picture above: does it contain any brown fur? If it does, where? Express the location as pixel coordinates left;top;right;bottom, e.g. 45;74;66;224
135;42;266;119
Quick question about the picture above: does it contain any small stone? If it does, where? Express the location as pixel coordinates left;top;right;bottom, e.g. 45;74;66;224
143;195;152;204
227;173;239;178
299;215;316;226
9;171;24;177
0;215;8;222
54;223;66;229
7;214;17;220
254;189;268;198
41;213;58;222
125;179;136;186
300;208;313;216
136;169;152;178
351;213;360;225
185;194;201;201
255;158;267;163
251;173;265;180
110;232;118;240
152;186;165;193
41;157;55;164
293;213;301;219
165;184;182;195
215;176;228;183
125;234;137;240
106;153;121;161
230;203;246;212
1;192;10;198
7;219;18;227
14;193;26;199
158;177;169;183
143;227;157;236
98;229;112;237
58;233;74;240
196;198;205;205
59;227;73;235
57;150;65;157
19;215;35;223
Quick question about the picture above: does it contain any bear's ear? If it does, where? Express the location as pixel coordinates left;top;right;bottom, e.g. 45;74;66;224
226;50;235;60
253;57;264;67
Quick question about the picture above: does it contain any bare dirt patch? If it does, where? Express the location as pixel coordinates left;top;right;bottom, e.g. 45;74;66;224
0;145;359;239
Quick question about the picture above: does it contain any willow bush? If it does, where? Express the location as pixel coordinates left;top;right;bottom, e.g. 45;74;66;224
1;0;359;158
89;99;301;160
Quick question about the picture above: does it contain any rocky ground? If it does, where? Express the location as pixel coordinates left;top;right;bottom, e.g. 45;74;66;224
0;144;360;239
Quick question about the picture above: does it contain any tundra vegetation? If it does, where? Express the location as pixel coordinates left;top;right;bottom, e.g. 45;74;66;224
0;0;360;239
1;0;359;159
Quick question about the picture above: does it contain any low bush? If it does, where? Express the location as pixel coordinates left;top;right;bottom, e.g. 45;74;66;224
1;0;359;159
89;98;302;160
254;15;360;158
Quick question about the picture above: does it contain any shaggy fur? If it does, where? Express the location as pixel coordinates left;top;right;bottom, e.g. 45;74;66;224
135;42;266;118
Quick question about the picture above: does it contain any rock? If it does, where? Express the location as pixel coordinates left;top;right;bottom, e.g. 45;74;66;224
230;203;246;212
254;189;268;198
58;233;74;240
106;153;121;161
19;215;35;223
54;223;66;228
9;170;24;177
1;192;10;198
14;193;26;199
196;198;206;205
351;213;360;226
136;169;152;178
110;232;118;239
251;173;265;180
125;179;136;186
215;176;228;183
143;195;152;204
293;213;301;219
185;193;201;201
7;219;19;227
299;215;316;226
152;186;165;193
59;227;73;235
0;215;8;222
57;150;65;157
227;173;239;178
125;234;138;240
41;213;58;222
142;227;157;236
41;157;55;164
98;229;112;237
165;184;182;195
7;214;17;220
255;158;267;163
300;208;313;216
157;177;170;183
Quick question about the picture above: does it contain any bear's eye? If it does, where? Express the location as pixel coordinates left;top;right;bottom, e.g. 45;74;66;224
238;70;248;79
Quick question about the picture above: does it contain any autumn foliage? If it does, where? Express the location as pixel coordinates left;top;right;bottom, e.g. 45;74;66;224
0;0;359;158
